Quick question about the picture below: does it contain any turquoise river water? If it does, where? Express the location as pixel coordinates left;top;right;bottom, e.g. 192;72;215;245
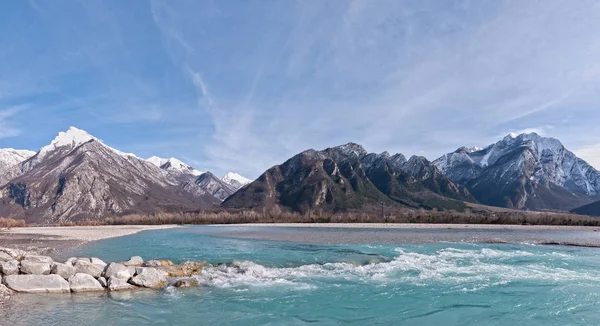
2;226;600;325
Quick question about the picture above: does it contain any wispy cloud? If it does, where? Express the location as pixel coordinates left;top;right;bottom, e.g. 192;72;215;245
496;126;555;140
0;105;27;139
3;0;600;175
147;0;600;174
500;90;575;124
185;66;216;111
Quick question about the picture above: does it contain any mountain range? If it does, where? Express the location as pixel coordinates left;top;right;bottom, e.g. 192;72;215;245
0;127;251;223
1;127;600;223
145;156;249;201
223;143;474;213
227;133;600;216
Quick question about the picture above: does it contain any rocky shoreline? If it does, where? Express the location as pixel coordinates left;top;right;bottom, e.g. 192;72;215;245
0;247;206;301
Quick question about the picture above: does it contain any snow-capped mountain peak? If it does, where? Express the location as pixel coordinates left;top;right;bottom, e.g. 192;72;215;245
331;143;368;159
222;172;251;186
147;156;168;168
34;126;140;161
146;156;204;176
52;126;94;147
40;126;95;154
163;157;204;176
434;132;600;210
145;156;242;200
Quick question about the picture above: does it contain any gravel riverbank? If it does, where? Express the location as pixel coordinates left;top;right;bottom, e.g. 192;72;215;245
0;225;180;257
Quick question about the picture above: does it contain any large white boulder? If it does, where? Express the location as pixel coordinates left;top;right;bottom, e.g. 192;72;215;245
123;256;144;267
0;251;12;262
103;263;132;280
130;268;166;288
22;255;54;264
90;257;107;266
0;260;19;275
69;273;104;292
74;260;104;278
3;274;70;293
51;262;76;279
74;258;92;265
20;261;51;275
127;266;137;276
107;277;135;291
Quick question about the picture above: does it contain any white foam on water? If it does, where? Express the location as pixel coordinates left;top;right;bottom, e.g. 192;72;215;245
198;261;317;290
164;285;184;300
196;247;598;292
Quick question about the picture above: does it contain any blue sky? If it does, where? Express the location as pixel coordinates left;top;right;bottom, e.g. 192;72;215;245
1;0;600;178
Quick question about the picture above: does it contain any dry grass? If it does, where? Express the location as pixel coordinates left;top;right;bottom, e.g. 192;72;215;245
51;207;600;227
0;217;27;229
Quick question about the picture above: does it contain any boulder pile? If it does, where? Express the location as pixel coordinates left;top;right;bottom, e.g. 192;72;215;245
0;248;207;297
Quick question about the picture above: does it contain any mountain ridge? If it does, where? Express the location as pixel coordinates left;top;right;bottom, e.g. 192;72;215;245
145;156;251;200
223;142;475;213
433;132;600;211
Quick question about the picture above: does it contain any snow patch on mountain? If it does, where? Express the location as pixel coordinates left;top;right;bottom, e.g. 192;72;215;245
147;156;168;168
222;172;252;190
222;172;251;185
38;126;94;157
0;148;36;175
480;149;493;167
0;148;35;164
331;143;368;159
146;156;204;176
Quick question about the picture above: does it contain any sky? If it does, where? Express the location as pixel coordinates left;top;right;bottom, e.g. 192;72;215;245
1;0;600;178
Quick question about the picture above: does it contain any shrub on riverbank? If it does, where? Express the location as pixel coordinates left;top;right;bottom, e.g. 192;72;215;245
0;218;27;229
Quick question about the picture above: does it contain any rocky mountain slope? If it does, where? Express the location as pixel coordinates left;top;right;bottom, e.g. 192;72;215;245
223;143;474;213
571;200;600;216
433;133;600;210
195;172;237;201
0;127;220;223
0;149;35;176
146;157;249;200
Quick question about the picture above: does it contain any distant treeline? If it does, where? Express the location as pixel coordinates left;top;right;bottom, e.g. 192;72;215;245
55;207;600;227
1;207;599;228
